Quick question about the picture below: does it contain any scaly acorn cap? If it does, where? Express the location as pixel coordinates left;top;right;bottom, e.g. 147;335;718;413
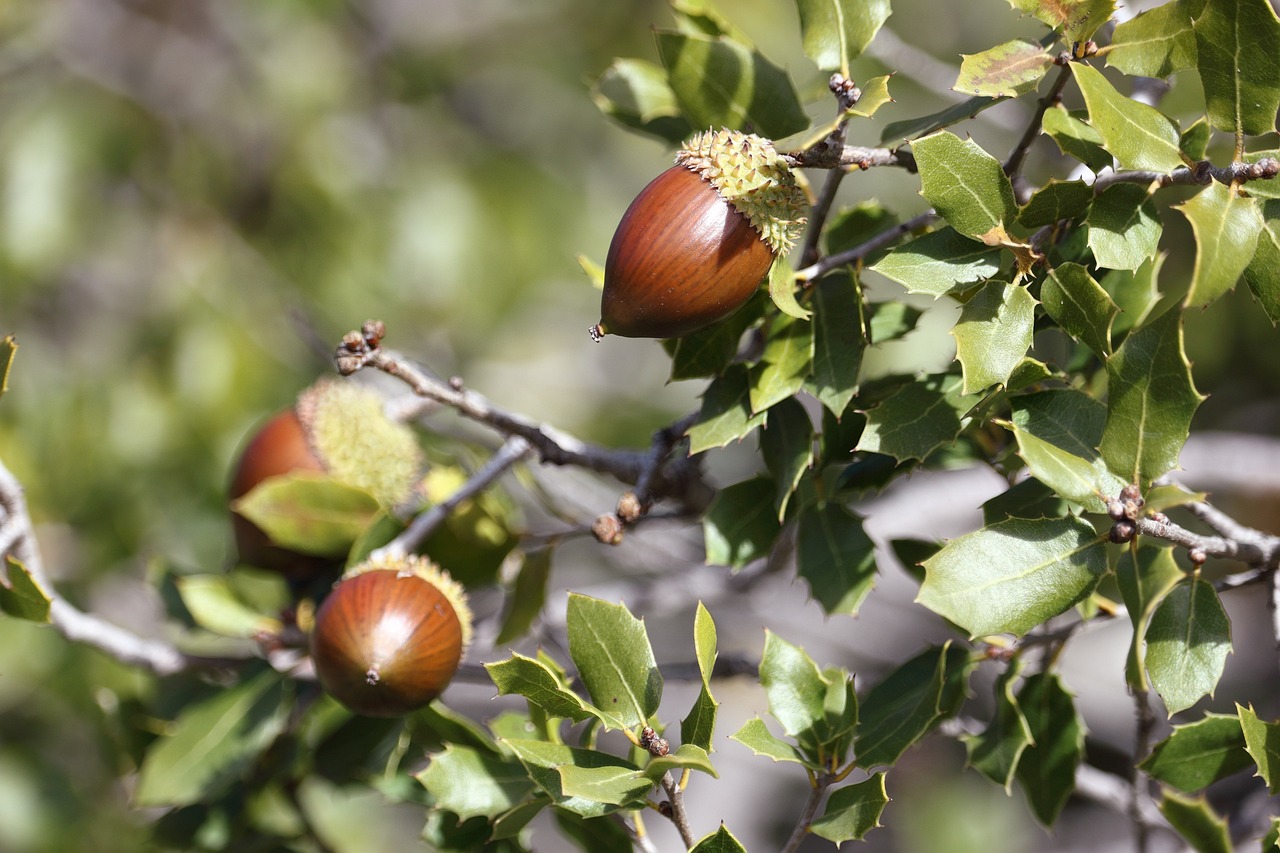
341;553;474;651
674;128;807;255
296;378;424;508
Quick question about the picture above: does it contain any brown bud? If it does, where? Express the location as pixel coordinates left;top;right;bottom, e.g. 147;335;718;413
592;514;624;546
1109;519;1137;544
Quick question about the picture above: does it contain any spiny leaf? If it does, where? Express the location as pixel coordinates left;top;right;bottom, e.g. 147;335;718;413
1179;183;1264;308
1194;0;1280;137
1072;63;1184;172
954;39;1055;98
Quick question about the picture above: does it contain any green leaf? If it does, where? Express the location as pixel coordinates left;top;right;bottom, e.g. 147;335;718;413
504;739;641;818
796;501;878;615
1087;183;1162;272
1244;200;1280;325
1015;672;1085;827
981;477;1070;523
655;30;809;138
1017;179;1093;228
954;40;1055;98
1116;544;1185;692
690;824;748;853
1138;713;1251;793
1099;308;1204;486
0;334;15;399
643;743;719;781
845;74;894;118
134;669;291;807
1159;790;1231;853
918;516;1108;638
760;632;857;761
912;131;1019;240
1101;254;1163;339
590;58;693;144
0;557;51;623
805;271;865;415
557;764;653;806
231;472;381;557
795;0;891;71
1146;579;1231;715
1179;183;1264;308
1108;0;1200;78
1180;116;1213;159
1009;0;1115;41
731;717;807;765
965;660;1034;792
495;549;552;645
1238;703;1280;794
703;477;783;569
749;312;814;413
869;228;1003;297
809;772;889;843
682;604;720;752
174;574;279;639
567;595;661;730
485;653;600;724
1042;262;1117;357
868;302;923;344
1072;63;1184;172
667;294;765;381
1042;105;1113;172
951;281;1037;393
856;373;978;463
1194;0;1280;137
760;398;814;520
687;364;768;454
693;601;717;685
881;94;1001;143
767;256;810;321
856;642;971;769
417;746;536;820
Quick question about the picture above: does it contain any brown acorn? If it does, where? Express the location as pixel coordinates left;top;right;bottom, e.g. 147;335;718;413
590;129;806;340
310;555;472;717
228;378;423;579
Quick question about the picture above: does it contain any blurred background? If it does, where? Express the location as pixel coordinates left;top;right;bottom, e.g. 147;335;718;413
2;0;1279;851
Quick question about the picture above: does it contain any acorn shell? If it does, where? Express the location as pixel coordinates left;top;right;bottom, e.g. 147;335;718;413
310;563;469;717
596;164;775;339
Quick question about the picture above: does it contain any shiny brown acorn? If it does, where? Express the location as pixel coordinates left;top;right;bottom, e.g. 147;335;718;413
310;555;472;717
228;378;423;579
590;129;806;340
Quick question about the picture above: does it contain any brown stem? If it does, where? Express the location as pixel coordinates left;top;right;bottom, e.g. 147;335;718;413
659;771;694;848
781;773;832;853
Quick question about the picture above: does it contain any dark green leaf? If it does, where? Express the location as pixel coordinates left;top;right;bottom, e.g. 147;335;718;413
806;271;865;415
1179;183;1264;308
1017;180;1093;228
913;131;1018;240
1042;105;1113;173
687;364;768;454
485;653;599;724
954;40;1055;98
667;295;763;381
809;772;889;843
1087;183;1162;272
965;660;1034;791
590;58;692;144
1101;254;1163;340
796;501;877;615
1108;0;1200;78
1100;308;1204;486
690;824;748;853
1146;579;1231;715
134;669;291;807
554;810;632;852
881;94;1000;144
655;30;808;138
980;478;1070;523
749;312;814;413
0;557;51;623
1016;672;1084;827
643;743;718;781
869;228;1003;297
1139;713;1251;793
856;642;972;768
1116;544;1185;692
918;516;1108;638
951;281;1037;393
1244;200;1280;325
417;746;536;819
760;397;814;520
495;549;552;645
1194;0;1280;137
795;0;891;70
1042;262;1117;357
1238;703;1280;794
856;373;978;462
1072;63;1183;171
567;595;661;730
703;477;783;569
1007;387;1127;512
1159;790;1231;853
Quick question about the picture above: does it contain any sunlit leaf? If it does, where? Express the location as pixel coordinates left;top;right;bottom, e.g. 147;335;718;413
485;652;600;724
590;58;693;143
1139;713;1250;793
749;312;814;413
1042;105;1112;172
1107;0;1200;78
1244;200;1280;325
1008;0;1115;42
954;40;1055;98
231;472;380;557
1239;703;1280;795
913;131;1018;239
731;717;808;765
417;746;535;819
1116;544;1185;692
174;574;280;639
1072;63;1184;172
1194;0;1280;137
795;0;891;71
856;373;978;462
1178;183;1263;308
0;557;51;623
951;281;1037;393
567;595;661;730
687;364;768;454
690;824;748;853
1017;179;1092;228
1146;579;1231;716
868;228;1003;297
1006;388;1126;512
809;773;889;843
1158;790;1231;853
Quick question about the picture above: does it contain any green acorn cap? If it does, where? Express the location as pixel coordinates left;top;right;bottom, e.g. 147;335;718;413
675;128;807;254
296;378;424;508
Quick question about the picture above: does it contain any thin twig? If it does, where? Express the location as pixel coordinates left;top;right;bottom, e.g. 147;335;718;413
1093;158;1279;193
614;813;658;853
659;771;694;848
780;773;831;853
373;436;532;561
1003;61;1074;179
1133;514;1280;570
1131;691;1156;853
794;210;938;282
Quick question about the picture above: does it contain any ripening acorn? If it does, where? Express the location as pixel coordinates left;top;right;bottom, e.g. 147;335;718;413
590;129;806;340
228;378;424;579
310;555;472;717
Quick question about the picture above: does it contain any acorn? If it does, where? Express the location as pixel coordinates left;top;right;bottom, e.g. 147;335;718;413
590;129;806;340
309;554;472;716
228;378;424;578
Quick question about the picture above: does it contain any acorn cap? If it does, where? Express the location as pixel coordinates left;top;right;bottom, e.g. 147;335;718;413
341;553;473;651
296;378;424;508
675;129;807;255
